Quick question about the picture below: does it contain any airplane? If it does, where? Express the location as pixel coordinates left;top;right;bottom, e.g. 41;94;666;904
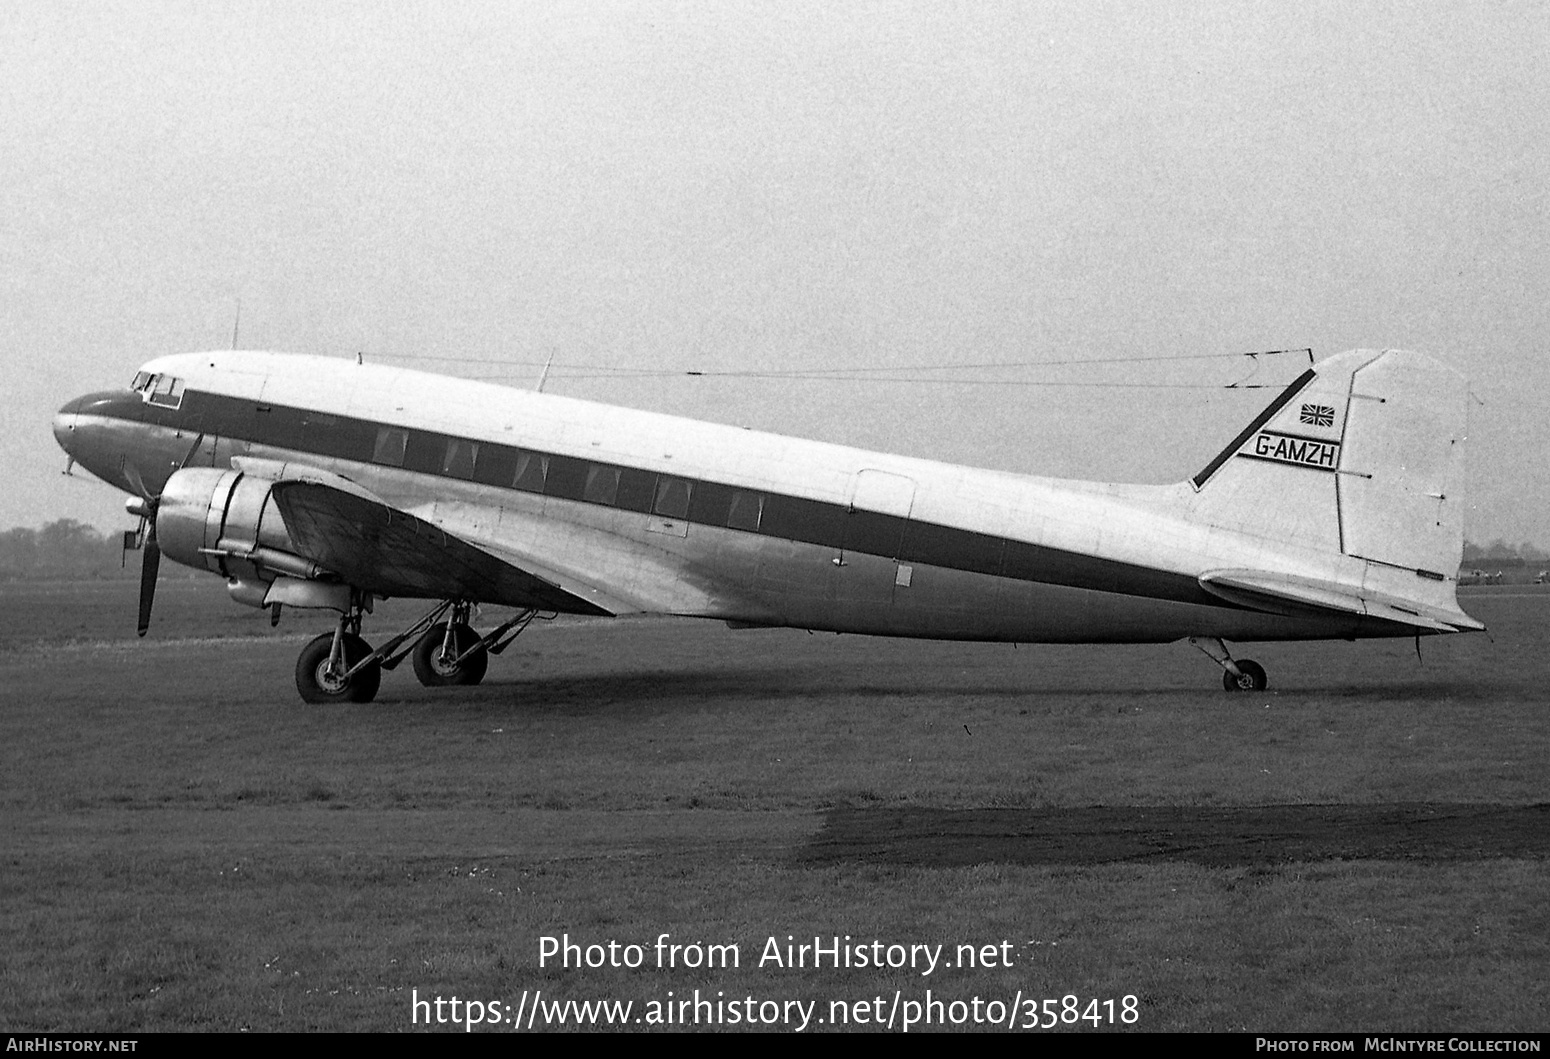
51;347;1483;703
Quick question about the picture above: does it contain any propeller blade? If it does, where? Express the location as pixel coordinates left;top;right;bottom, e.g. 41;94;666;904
123;460;153;502
137;527;160;637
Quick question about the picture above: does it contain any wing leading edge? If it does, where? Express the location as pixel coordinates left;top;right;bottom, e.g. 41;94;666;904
270;481;612;615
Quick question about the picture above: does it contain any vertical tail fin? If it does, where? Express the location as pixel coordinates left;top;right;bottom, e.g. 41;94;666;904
1187;347;1469;581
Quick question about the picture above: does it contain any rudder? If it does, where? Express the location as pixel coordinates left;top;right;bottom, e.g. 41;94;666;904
1337;351;1467;579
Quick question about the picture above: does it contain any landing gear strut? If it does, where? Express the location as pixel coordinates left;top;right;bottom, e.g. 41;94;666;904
412;602;488;687
1220;658;1268;692
296;595;382;704
1189;637;1269;692
290;595;542;703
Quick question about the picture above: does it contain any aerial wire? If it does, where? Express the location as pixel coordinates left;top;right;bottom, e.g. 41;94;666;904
355;347;1313;391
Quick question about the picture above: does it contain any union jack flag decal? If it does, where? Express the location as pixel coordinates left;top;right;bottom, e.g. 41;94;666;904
1299;403;1336;427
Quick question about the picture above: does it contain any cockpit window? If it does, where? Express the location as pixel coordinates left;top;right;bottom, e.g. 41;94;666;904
133;372;185;409
147;375;185;409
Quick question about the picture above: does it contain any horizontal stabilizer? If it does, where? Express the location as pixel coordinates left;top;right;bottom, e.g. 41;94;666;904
1198;569;1485;633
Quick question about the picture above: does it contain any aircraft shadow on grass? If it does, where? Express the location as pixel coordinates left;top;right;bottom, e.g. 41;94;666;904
803;803;1550;868
410;669;1074;707
419;667;1519;708
444;677;1131;713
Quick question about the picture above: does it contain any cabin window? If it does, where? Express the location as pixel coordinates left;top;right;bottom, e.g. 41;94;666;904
653;477;692;519
688;481;736;526
303;412;350;460
146;375;184;409
726;490;764;531
543;456;589;501
472;445;518;487
615;468;657;512
303;413;373;461
583;465;620;505
372;427;408;466
512;451;548;492
402;431;447;474
442;438;478;479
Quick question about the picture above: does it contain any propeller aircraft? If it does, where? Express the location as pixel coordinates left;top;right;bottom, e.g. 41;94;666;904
51;347;1482;703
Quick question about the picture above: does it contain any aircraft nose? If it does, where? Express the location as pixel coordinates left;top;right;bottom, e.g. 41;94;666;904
52;395;85;454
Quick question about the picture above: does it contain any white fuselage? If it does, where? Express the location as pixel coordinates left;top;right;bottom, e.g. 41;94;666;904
59;350;1461;644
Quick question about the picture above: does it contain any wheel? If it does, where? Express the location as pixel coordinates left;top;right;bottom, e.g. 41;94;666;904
1222;658;1268;692
411;622;488;687
296;632;382;704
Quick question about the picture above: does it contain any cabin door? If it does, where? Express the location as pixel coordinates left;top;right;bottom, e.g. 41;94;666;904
833;469;916;616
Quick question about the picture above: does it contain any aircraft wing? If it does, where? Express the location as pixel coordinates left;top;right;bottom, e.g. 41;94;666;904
269;480;612;615
1198;569;1484;633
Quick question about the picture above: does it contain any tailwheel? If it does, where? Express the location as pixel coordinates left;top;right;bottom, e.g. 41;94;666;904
412;621;488;687
296;631;382;704
1222;659;1268;692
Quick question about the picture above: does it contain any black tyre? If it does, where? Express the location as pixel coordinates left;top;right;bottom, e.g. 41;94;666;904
296;631;382;704
411;622;488;687
1222;658;1268;692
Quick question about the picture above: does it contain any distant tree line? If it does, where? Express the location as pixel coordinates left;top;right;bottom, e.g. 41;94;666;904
0;519;138;581
1461;539;1548;564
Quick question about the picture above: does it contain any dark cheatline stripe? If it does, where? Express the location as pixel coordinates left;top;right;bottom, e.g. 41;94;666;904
135;388;1225;609
1189;368;1316;489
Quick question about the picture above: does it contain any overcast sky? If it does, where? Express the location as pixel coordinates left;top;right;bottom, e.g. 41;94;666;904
4;1;1546;549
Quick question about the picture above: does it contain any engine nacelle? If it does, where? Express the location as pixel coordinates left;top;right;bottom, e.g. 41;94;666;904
156;468;325;583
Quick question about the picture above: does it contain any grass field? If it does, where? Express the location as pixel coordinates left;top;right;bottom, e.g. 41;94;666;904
2;579;1546;1032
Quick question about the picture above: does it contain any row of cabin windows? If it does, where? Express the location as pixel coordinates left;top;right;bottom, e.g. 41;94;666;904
226;399;1044;576
369;426;766;532
193;394;1148;586
232;405;766;535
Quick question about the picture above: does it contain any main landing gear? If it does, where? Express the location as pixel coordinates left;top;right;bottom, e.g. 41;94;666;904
412;603;489;687
292;595;540;704
296;603;381;705
1189;637;1269;692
